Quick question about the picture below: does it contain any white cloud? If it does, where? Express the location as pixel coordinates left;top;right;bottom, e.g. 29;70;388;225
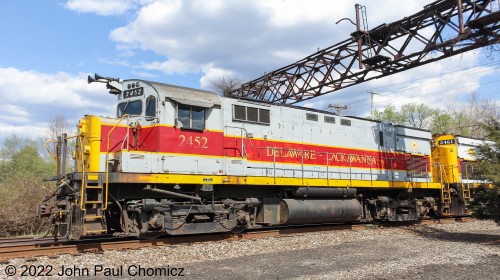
0;68;116;139
0;124;46;140
101;0;500;114
64;0;499;116
131;71;158;78
199;65;235;89
370;53;495;111
0;68;93;106
255;0;351;28
141;59;200;75
105;0;442;82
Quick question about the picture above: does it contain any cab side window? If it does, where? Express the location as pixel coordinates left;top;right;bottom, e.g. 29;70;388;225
177;104;205;130
145;96;156;117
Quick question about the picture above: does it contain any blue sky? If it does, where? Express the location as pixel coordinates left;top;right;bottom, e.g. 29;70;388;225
0;0;498;139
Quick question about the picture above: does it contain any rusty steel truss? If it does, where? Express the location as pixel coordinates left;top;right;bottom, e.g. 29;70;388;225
231;0;500;104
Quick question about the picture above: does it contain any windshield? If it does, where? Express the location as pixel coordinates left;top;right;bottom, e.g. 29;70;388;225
117;100;142;117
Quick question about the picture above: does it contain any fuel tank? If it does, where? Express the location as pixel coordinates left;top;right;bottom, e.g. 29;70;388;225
291;187;357;198
280;199;362;225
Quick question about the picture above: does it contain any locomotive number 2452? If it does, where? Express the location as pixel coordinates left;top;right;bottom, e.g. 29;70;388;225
178;135;208;149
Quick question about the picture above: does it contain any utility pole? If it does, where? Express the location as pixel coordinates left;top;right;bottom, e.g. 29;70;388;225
368;90;379;118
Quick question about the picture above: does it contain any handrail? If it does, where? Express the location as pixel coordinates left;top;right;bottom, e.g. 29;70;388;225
79;134;86;210
432;162;452;207
223;126;436;186
43;139;58;159
45;135;79;201
104;114;129;211
43;134;77;161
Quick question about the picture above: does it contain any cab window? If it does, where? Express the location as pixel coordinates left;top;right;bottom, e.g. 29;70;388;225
177;104;205;130
145;96;156;117
117;100;142;117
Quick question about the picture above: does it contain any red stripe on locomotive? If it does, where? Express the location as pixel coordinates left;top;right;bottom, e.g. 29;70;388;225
101;125;430;171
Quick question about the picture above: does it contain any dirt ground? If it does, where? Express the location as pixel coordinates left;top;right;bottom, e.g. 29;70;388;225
180;223;500;280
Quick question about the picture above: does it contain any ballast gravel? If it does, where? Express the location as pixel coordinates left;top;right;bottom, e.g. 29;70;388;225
2;220;499;279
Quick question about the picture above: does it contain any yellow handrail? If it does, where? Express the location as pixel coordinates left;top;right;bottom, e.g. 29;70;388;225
104;114;129;210
45;134;78;180
79;133;86;210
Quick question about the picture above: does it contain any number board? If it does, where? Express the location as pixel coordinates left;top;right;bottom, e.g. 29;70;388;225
123;87;144;99
438;139;455;145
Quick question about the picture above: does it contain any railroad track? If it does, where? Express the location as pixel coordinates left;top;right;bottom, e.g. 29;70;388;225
0;237;61;246
0;217;474;262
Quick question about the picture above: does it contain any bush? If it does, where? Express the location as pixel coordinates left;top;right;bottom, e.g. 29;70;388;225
471;118;500;225
470;185;500;225
0;136;55;237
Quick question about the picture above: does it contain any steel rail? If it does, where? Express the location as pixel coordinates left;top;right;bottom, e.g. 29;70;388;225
0;217;476;262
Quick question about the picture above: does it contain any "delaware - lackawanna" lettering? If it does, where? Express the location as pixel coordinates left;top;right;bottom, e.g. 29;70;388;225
265;147;379;165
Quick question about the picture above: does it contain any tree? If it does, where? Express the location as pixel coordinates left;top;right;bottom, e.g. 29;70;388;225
470;118;500;225
430;110;454;135
465;93;500;138
372;103;437;127
208;74;242;97
47;115;70;142
400;103;437;129
41;115;71;157
371;104;405;125
41;115;75;172
373;98;499;139
430;109;472;136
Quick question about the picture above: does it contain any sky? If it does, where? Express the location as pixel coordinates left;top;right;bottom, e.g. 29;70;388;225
0;0;498;140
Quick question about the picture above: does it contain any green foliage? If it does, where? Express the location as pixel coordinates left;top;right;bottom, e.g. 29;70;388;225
430;109;473;136
401;103;437;129
470;119;500;225
371;104;406;125
0;136;55;236
372;102;437;129
471;186;500;225
373;97;499;139
475;119;500;183
430;110;454;135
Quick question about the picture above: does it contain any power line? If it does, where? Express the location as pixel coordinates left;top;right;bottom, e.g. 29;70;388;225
348;79;500;109
344;61;500;107
369;59;500;91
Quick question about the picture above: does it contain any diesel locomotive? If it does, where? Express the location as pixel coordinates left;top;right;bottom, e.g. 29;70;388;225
37;75;484;240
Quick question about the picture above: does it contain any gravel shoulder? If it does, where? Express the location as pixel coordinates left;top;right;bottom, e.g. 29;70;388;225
2;220;499;279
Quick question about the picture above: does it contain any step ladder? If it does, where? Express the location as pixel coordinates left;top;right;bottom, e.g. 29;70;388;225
461;183;472;204
79;173;107;236
439;165;452;214
461;164;473;206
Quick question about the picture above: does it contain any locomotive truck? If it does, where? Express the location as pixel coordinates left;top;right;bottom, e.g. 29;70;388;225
37;75;484;240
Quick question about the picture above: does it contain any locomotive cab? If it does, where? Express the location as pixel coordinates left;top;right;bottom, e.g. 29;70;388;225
117;80;158;121
66;78;227;239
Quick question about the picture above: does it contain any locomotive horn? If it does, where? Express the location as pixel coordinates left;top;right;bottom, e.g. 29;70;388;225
95;73;120;83
94;73;107;81
87;75;96;84
88;73;121;84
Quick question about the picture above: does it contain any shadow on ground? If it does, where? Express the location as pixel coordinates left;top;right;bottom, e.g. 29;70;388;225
406;225;500;245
